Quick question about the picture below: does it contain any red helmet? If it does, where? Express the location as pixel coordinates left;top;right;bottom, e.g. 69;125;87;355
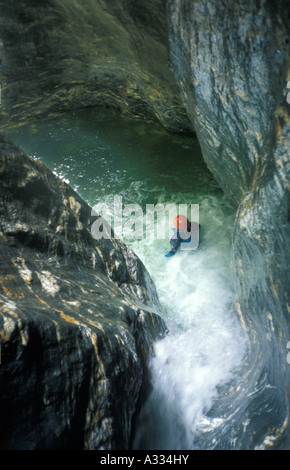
173;215;189;231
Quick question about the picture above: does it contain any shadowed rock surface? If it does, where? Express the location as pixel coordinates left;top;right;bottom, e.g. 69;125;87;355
0;134;167;449
0;0;192;133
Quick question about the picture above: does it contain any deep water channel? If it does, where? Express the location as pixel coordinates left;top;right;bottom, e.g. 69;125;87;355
7;108;247;449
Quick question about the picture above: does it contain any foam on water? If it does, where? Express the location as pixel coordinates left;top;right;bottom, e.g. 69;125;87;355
131;194;246;449
6;108;247;450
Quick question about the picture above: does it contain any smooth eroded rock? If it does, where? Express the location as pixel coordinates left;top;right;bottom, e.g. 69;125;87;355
0;0;192;133
167;0;290;449
0;133;167;449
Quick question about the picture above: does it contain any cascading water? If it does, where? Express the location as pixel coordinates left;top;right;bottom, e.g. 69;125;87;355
6;107;247;449
131;196;246;450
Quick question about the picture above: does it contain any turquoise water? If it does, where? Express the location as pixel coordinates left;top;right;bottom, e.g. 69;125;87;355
7;108;246;449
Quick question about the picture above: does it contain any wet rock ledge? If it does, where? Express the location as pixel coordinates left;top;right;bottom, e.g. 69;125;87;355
0;134;167;450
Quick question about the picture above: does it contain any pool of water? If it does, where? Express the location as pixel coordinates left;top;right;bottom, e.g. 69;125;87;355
7;107;246;449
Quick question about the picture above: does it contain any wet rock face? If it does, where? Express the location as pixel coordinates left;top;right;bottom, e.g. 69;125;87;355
0;134;167;450
167;0;290;449
0;0;289;451
167;0;289;206
0;0;192;133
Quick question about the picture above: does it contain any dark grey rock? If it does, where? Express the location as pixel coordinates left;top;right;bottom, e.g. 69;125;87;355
167;0;290;449
0;0;192;133
0;134;167;450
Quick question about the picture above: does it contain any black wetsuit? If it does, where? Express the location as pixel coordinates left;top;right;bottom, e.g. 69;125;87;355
165;222;200;257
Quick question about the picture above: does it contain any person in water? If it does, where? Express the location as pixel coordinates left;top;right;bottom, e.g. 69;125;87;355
165;215;200;257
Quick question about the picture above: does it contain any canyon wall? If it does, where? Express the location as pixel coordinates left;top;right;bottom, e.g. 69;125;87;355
0;134;167;449
0;0;289;449
0;0;191;133
167;0;290;448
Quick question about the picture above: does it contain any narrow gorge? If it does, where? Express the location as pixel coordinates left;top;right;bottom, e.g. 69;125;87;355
0;0;289;450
